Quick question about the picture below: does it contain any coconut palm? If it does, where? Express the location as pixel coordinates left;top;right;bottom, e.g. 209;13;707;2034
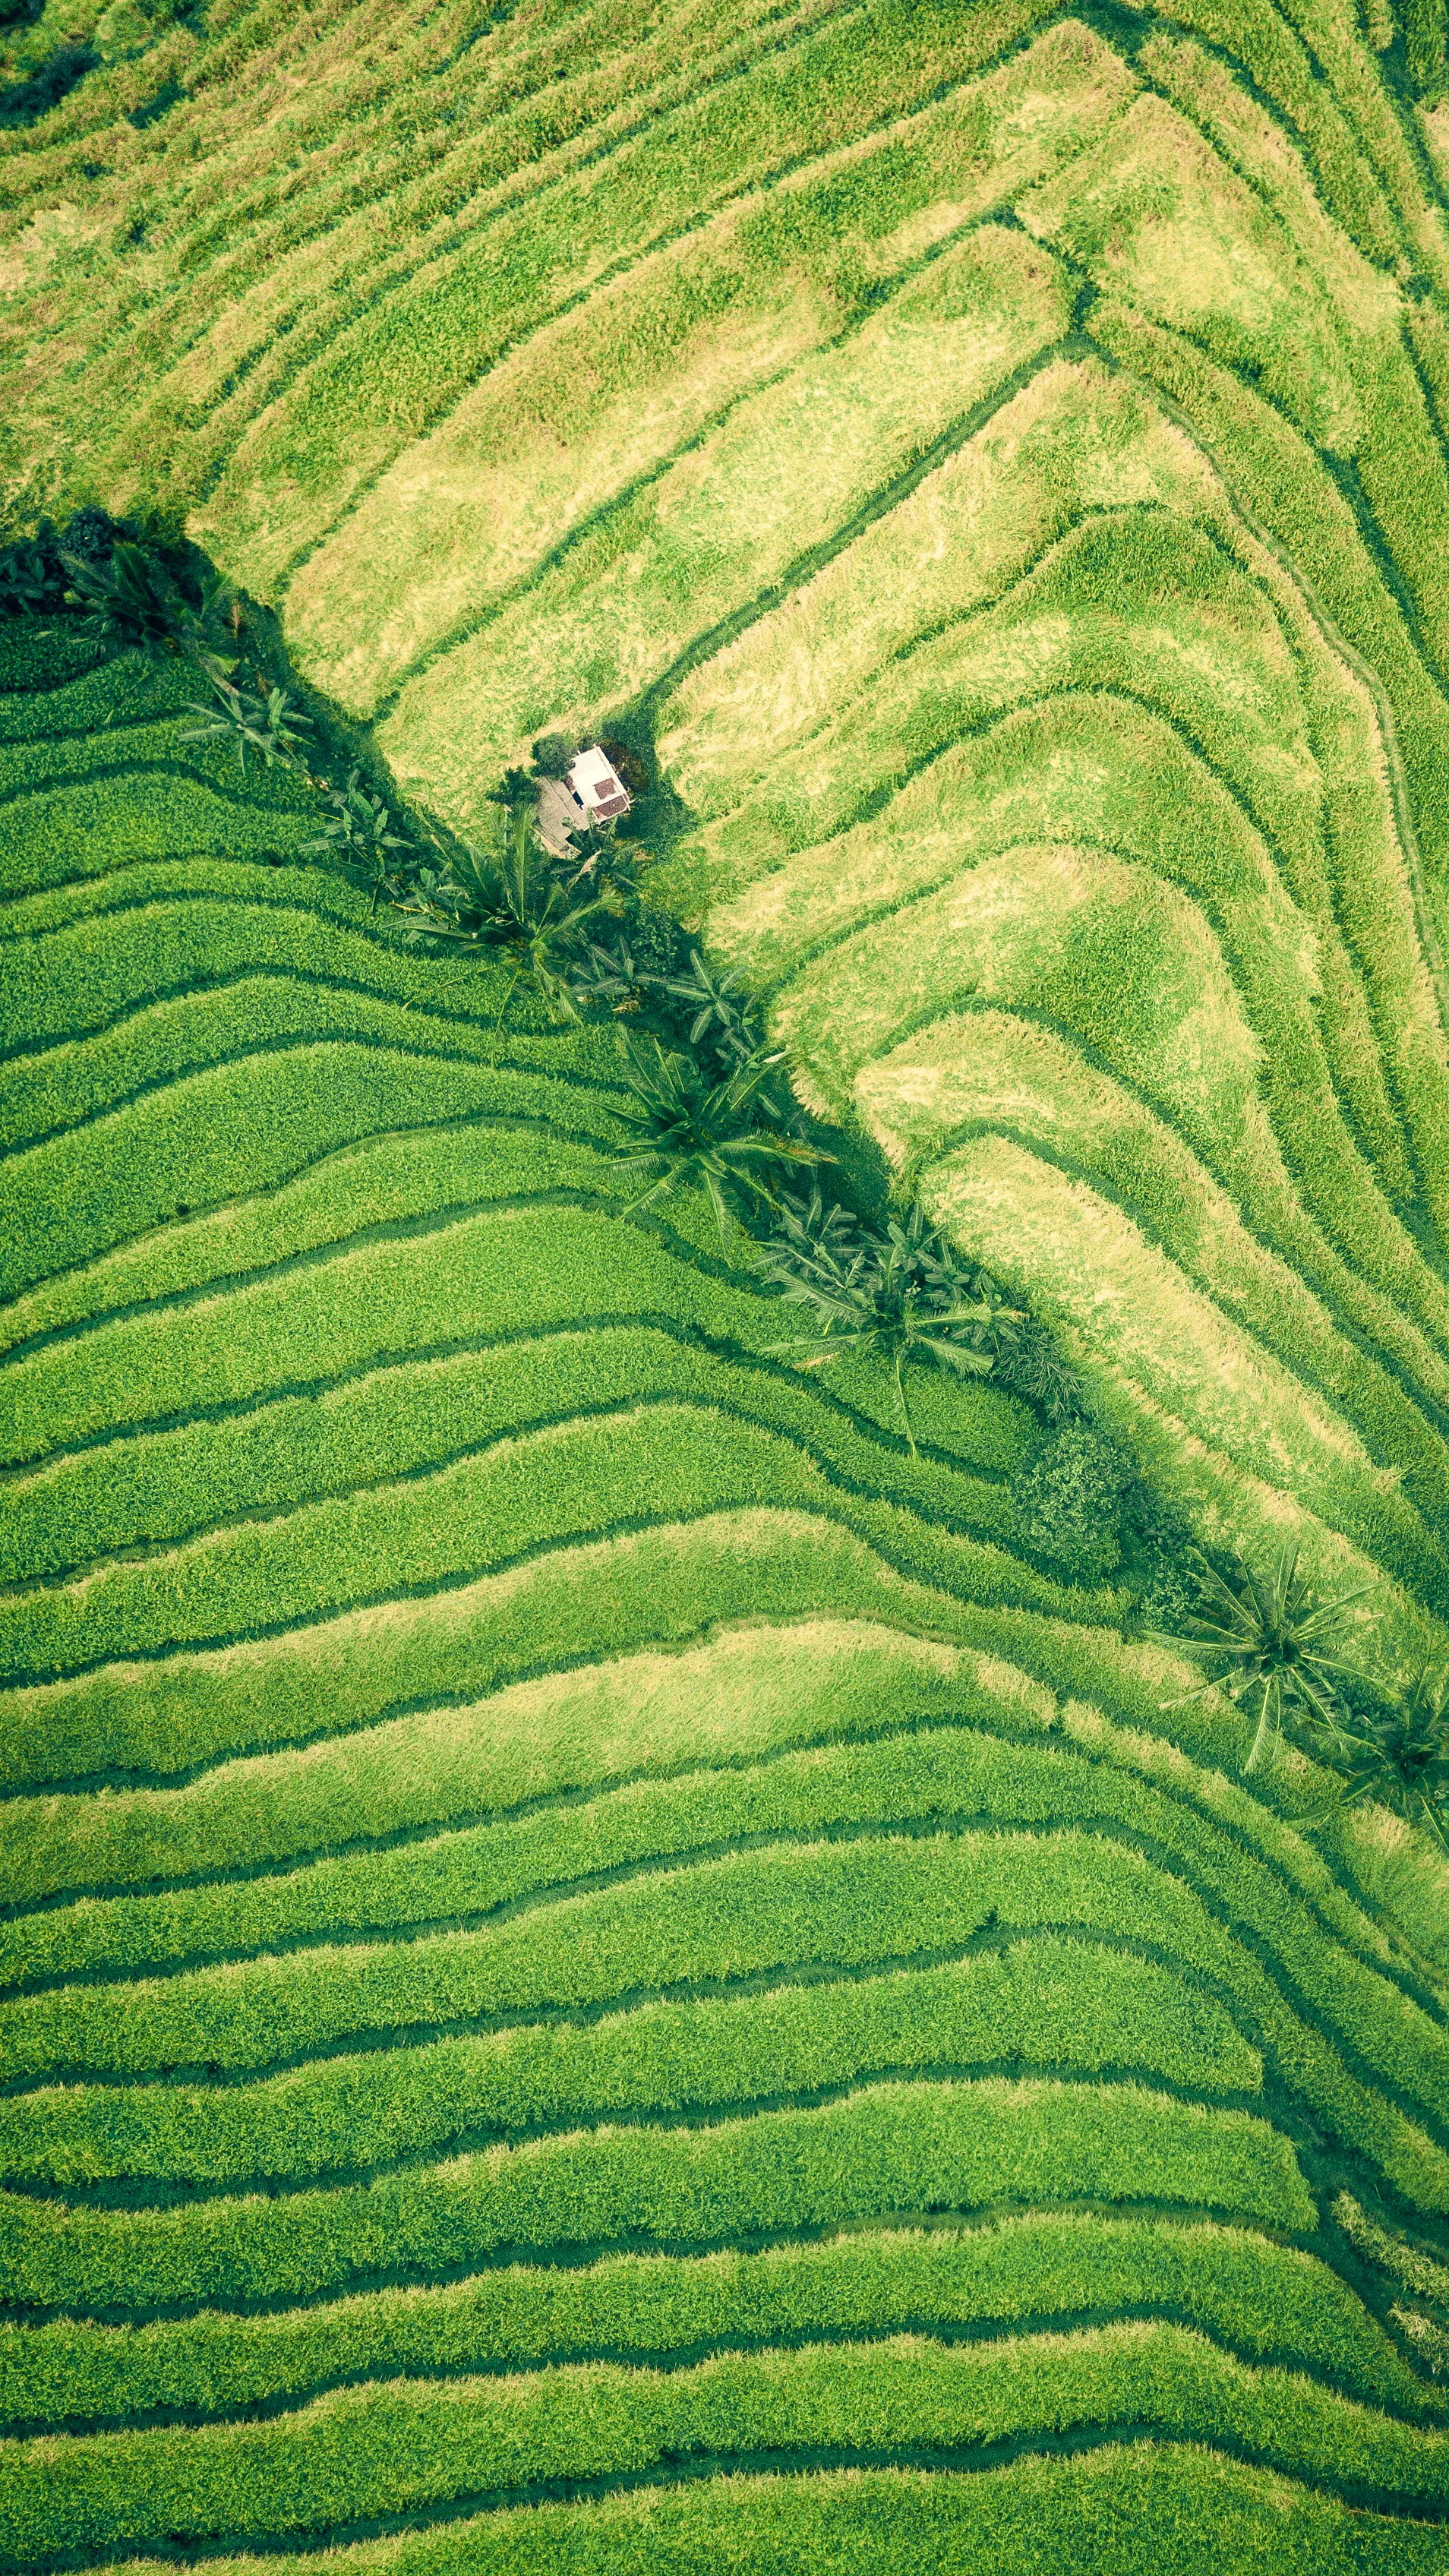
1316;1664;1449;1849
393;797;609;1023
63;541;232;660
1154;1542;1371;1773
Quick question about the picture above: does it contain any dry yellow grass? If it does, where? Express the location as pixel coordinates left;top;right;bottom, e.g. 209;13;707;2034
285;20;1136;715
766;839;1263;1141
377;224;1069;829
659;355;1221;817
862;1009;1449;1516
1019;90;1360;453
924;1137;1441;1659
922;1132;1428;1584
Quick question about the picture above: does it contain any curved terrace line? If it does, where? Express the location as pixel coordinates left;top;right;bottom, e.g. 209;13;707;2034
7;1815;1440;2172
4;1713;1429;2040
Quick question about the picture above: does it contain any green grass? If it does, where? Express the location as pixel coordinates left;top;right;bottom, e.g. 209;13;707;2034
17;2320;1449;2565
0;861;565;1049
0;769;317;892
0;978;595;1154
1;1938;1260;2186
0;1400;1097;1684
0;1824;1280;2077
8;1807;1441;2205
6;2212;1434;2427
0;1690;1423;2005
0;1194;1021;1466
0;2078;1315;2312
662;418;1312;838
0;1056;627;1296
0;1324;1022;1583
65;2448;1449;2576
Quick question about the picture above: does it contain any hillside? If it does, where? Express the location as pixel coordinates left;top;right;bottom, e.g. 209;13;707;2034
5;0;1449;2568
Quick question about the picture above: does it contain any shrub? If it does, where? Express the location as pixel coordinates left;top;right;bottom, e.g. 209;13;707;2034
530;731;579;780
1011;1420;1134;1585
55;504;125;568
0;524;62;617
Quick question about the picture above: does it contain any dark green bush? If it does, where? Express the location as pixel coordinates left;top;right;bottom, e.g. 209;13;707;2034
530;731;579;780
1012;1419;1134;1583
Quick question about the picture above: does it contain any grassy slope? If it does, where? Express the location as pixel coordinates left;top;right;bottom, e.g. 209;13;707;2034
4;0;1449;2568
0;649;1447;2576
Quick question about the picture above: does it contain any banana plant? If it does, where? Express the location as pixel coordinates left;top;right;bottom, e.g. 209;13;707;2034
305;768;412;904
756;1185;1016;1453
611;1033;824;1241
182;674;314;775
658;947;765;1067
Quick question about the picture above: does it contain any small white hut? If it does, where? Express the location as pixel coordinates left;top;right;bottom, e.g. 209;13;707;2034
535;743;633;857
564;744;632;823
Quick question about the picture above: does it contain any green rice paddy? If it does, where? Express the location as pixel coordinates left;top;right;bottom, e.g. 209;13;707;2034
5;0;1449;2565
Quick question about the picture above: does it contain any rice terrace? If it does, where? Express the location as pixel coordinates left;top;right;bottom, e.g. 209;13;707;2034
11;0;1449;2570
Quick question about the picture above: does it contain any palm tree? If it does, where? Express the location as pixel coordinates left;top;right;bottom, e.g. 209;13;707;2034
1316;1664;1449;1849
1153;1542;1371;1773
392;798;607;1018
62;541;232;660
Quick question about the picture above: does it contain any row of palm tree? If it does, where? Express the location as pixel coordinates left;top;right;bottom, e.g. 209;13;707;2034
370;772;1449;1848
7;517;1444;1848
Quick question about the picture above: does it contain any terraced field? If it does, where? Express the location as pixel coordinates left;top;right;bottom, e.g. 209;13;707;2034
6;0;1449;2568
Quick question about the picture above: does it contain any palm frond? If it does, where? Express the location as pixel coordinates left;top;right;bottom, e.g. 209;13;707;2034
1308;1662;1449;1848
